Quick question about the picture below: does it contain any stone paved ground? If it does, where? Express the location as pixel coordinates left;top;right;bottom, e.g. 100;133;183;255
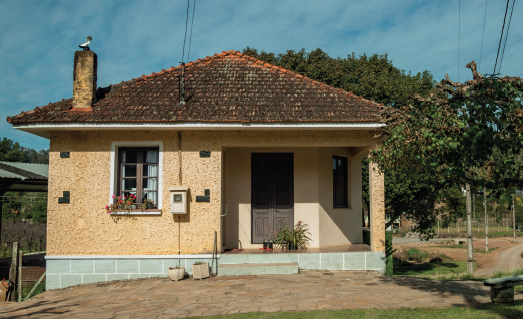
0;270;513;318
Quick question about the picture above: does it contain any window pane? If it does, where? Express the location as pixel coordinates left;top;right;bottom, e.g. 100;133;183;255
275;182;290;193
276;194;290;206
142;191;157;205
255;194;269;205
121;191;137;200
143;178;158;191
254;182;270;193
144;150;159;163
123;151;138;163
122;178;137;191
143;164;158;177
123;165;137;177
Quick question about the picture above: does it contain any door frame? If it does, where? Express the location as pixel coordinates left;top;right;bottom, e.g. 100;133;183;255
250;152;294;244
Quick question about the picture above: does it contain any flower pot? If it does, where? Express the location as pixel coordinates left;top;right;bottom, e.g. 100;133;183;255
287;242;297;250
130;204;137;210
167;267;185;281
263;240;268;248
268;241;273;249
192;262;210;280
146;202;153;210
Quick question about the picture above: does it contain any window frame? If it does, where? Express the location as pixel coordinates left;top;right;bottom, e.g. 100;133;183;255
109;141;163;212
117;147;160;209
333;155;348;208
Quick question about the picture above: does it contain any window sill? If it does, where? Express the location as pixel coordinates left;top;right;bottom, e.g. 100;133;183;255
110;210;162;216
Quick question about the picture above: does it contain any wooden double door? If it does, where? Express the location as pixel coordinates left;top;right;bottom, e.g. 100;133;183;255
251;153;294;244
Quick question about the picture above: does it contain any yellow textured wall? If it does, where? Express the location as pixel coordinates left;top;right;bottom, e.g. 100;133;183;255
48;130;383;255
369;161;385;252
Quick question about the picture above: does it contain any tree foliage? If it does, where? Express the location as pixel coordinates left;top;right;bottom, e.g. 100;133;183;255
373;61;523;235
243;47;439;230
0;137;48;164
242;47;435;107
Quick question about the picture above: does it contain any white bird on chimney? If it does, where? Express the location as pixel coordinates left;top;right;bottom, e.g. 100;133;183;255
79;36;92;51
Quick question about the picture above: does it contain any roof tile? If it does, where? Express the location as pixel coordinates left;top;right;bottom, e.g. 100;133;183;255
7;50;381;125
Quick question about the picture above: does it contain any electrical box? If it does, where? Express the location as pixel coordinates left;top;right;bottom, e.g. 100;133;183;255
170;186;189;214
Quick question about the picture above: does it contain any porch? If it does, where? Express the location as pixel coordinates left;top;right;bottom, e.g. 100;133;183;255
217;243;382;276
220;146;383;251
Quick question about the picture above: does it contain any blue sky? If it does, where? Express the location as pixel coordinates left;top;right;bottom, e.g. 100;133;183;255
1;0;521;150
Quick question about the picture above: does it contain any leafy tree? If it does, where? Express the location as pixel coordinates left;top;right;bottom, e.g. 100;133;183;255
372;61;523;235
439;185;466;223
0;137;24;162
243;47;439;229
242;47;435;107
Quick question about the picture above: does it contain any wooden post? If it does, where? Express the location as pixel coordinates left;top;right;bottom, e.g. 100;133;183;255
18;251;22;302
466;184;474;274
513;195;516;243
8;242;18;302
485;187;489;252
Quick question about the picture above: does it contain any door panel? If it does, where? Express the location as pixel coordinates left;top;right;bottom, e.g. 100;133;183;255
252;153;294;244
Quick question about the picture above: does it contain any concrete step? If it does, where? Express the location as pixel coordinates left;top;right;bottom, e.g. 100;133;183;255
218;262;299;277
220;253;298;265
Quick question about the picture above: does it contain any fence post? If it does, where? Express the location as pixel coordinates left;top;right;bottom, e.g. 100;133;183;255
18;251;22;302
8;242;18;302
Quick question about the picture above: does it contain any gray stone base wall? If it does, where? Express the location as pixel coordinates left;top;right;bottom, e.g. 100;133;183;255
46;252;385;290
46;257;215;290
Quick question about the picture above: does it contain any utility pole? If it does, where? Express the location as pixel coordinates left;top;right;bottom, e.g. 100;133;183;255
466;184;474;274
513;194;517;243
485;187;488;252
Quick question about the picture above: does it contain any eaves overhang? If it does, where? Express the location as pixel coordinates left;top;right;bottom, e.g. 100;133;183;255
14;122;385;139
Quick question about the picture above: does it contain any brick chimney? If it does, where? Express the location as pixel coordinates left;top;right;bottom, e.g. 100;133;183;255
72;51;97;110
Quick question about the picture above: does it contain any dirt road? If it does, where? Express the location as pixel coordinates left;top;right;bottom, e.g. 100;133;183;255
475;240;523;276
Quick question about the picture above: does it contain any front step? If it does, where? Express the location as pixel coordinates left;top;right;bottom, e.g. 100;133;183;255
218;262;299;277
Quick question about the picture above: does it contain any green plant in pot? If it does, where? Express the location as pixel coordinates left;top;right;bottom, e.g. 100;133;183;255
273;220;311;250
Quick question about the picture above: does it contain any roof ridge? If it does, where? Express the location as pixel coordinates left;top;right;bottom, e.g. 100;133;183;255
178;50;363;99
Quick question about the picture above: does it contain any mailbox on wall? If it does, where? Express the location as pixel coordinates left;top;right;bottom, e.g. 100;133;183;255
169;186;189;214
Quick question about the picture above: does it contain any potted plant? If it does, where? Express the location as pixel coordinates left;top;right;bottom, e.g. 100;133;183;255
273;220;311;250
105;194;137;214
138;199;154;210
192;261;210;280
167;266;185;281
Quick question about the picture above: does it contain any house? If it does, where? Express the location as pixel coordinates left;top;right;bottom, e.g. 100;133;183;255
7;49;386;289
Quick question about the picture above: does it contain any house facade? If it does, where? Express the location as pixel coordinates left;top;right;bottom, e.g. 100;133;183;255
8;50;385;289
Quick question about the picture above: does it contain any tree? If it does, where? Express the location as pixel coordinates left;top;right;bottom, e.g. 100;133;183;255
243;47;438;229
242;47;435;107
372;61;523;236
0;138;24;162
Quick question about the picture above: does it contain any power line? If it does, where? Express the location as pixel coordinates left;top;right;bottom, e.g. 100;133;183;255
181;0;190;63
498;0;516;73
187;0;197;62
494;0;510;74
479;0;488;73
456;1;462;83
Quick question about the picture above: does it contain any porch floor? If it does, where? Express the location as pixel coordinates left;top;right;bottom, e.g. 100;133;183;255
223;244;371;254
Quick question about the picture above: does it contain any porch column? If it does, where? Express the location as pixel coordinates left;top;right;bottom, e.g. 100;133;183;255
369;161;385;252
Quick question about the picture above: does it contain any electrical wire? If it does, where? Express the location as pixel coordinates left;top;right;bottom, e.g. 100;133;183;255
187;0;197;62
181;0;190;63
494;0;510;74
498;0;516;74
458;0;460;82
479;0;488;73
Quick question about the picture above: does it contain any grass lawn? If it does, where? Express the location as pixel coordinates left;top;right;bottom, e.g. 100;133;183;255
200;304;523;318
394;260;476;276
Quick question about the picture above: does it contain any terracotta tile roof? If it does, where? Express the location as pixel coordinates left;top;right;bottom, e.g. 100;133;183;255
7;50;381;125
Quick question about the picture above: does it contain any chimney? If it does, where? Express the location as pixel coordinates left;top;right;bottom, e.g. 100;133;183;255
72;51;97;110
